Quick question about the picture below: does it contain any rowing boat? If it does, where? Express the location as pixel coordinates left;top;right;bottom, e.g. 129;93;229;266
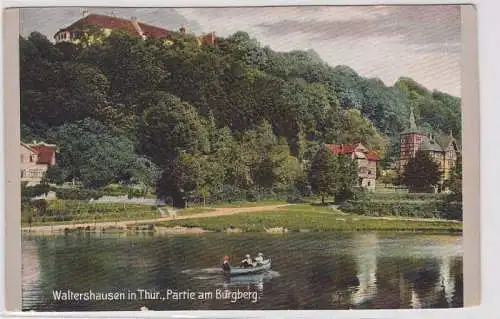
224;259;271;276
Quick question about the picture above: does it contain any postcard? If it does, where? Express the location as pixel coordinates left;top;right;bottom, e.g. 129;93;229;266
3;4;479;312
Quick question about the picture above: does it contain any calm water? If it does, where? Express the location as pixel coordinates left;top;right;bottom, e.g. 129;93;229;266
22;232;463;311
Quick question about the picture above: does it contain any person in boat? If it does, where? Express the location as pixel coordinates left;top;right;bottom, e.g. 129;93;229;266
222;256;231;272
254;252;264;265
240;254;255;268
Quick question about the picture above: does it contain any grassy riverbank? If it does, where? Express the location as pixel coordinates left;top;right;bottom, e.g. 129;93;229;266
21;199;289;226
180;200;288;215
146;204;462;233
21;201;162;226
21;195;462;234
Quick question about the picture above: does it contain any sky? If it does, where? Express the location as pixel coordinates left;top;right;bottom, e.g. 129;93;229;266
20;5;462;96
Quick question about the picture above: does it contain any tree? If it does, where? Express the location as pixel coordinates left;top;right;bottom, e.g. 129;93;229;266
48;119;139;188
443;154;462;220
401;151;441;192
379;169;399;185
240;121;297;190
71;24;107;48
139;95;210;166
156;152;206;208
45;165;68;185
308;146;337;204
446;153;462;200
127;156;163;193
21;61;110;127
336;109;389;156
78;31;168;107
334;154;358;202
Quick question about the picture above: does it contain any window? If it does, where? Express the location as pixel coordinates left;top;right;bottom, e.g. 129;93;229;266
20;170;24;178
30;155;34;162
367;181;371;187
21;154;24;162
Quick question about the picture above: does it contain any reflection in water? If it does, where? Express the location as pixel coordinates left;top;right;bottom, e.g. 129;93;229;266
181;266;279;294
22;232;463;311
440;256;455;305
22;240;41;310
346;234;463;309
351;233;378;305
411;288;422;308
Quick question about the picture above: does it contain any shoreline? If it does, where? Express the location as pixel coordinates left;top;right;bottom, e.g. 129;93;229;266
21;204;291;234
21;203;462;236
22;222;463;236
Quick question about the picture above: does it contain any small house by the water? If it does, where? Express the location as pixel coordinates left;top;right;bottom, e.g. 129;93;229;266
20;142;57;186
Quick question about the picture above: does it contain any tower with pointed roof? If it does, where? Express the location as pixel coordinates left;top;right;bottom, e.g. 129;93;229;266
398;107;427;173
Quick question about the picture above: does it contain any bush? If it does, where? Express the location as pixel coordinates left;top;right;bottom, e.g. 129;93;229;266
101;184;130;196
340;197;460;220
286;188;304;203
22;183;51;199
31;199;49;216
128;188;147;199
335;188;355;203
338;201;354;211
440;200;463;221
363;192;447;201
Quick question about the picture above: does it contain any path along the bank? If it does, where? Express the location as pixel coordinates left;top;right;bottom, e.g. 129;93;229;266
22;204;291;233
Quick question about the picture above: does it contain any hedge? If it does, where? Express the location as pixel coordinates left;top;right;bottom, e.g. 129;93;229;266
359;192;449;201
340;198;462;220
21;199;159;223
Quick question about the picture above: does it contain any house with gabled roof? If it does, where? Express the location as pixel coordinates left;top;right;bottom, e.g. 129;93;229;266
324;142;380;191
398;107;460;189
20;141;57;186
53;11;216;46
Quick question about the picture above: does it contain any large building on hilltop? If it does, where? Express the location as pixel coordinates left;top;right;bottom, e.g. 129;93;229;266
398;107;460;188
54;10;216;45
325;143;379;191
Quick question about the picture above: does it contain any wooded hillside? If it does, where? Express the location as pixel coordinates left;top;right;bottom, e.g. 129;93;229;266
20;29;461;206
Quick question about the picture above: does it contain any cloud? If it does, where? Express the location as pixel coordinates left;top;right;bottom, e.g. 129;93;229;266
255;5;461;53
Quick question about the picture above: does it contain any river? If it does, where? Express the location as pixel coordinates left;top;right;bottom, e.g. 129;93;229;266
22;232;463;311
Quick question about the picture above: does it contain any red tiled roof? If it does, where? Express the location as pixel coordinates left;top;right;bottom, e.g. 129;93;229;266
57;14;140;37
56;14;171;39
325;143;380;161
138;22;170;38
28;144;56;165
366;151;380;161
325;143;358;155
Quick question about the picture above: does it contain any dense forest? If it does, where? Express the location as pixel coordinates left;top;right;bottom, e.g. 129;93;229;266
20;28;462;207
